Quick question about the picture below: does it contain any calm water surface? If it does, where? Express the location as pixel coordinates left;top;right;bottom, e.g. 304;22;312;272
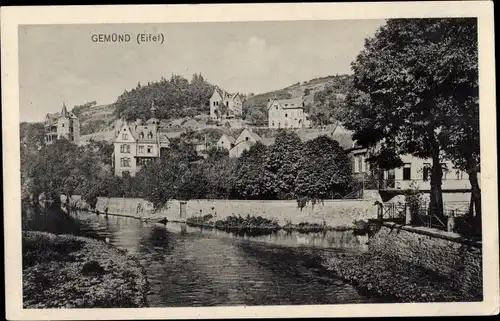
25;209;383;307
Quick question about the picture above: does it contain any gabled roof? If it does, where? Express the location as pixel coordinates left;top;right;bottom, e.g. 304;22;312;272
115;122;136;141
218;133;235;144
158;133;171;143
267;97;304;110
237;128;261;142
331;124;356;150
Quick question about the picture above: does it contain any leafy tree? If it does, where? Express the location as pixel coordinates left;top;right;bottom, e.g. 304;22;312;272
245;108;267;126
343;18;478;218
294;136;354;206
114;73;215;121
234;142;270;199
264;130;303;199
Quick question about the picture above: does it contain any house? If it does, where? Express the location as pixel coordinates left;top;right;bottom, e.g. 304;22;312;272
335;125;473;192
225;128;263;158
209;87;243;120
44;103;80;145
229;140;255;158
216;134;236;150
267;97;305;129
234;128;261;145
113;118;171;177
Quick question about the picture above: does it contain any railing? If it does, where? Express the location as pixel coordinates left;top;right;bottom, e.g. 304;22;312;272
376;201;480;238
376;178;471;191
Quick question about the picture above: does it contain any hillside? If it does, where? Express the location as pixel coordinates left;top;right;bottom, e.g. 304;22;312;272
50;73;354;143
243;74;353;126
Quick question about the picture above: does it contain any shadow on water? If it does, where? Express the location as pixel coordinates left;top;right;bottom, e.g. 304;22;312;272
22;207;384;307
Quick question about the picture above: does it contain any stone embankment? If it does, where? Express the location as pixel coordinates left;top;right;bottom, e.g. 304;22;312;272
22;231;149;308
72;196;379;228
321;221;483;302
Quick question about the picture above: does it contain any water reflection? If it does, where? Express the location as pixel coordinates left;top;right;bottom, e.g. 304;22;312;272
23;208;382;306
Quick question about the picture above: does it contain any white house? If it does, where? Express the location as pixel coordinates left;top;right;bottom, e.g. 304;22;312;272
209;87;243;119
216;134;236;150
113;120;171;177
267;97;305;129
225;128;263;158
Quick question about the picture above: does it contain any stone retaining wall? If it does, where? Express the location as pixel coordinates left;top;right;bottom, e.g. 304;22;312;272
91;197;378;227
368;222;482;300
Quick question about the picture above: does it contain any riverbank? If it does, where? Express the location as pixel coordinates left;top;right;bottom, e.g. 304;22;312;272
22;231;149;308
320;249;480;303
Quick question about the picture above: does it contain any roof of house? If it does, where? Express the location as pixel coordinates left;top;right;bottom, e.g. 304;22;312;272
135;125;158;143
331;124;356;150
230;140;255;153
45;103;78;124
218;134;235;144
267;97;304;110
242;128;262;141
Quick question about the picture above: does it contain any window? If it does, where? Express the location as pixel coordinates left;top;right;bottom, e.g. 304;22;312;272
403;163;411;181
353;156;360;173
148;132;153;139
285;104;288;107
275;106;278;110
122;133;128;140
422;163;431;181
120;144;130;153
245;137;249;141
138;146;144;154
456;170;463;180
358;155;364;173
139;132;144;139
147;145;153;153
272;121;275;127
120;157;131;167
62;123;65;127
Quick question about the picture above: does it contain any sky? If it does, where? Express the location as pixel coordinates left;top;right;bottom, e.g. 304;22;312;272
19;20;386;122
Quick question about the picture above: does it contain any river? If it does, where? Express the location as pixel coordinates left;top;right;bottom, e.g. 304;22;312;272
24;208;386;307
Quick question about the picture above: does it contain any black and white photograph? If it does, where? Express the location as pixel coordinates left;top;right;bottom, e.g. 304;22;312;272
2;2;498;319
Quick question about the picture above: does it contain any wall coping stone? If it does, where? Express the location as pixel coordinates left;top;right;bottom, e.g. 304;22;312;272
379;221;482;248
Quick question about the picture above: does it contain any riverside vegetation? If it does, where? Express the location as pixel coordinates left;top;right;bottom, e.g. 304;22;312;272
186;214;368;235
22;230;149;308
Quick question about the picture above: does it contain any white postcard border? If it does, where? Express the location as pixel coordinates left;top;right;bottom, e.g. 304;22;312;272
2;2;498;319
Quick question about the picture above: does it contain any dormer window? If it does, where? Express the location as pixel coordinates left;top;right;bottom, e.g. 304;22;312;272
139;132;144;139
122;133;128;140
147;132;153;139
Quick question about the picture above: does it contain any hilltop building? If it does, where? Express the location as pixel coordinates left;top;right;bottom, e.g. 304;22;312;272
267;97;305;129
209;87;243;120
44;103;80;145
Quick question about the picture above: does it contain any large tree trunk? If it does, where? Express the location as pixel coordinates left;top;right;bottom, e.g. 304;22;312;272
468;161;481;234
429;152;444;219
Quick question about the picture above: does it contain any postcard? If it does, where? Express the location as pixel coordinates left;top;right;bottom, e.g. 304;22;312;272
2;2;498;319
